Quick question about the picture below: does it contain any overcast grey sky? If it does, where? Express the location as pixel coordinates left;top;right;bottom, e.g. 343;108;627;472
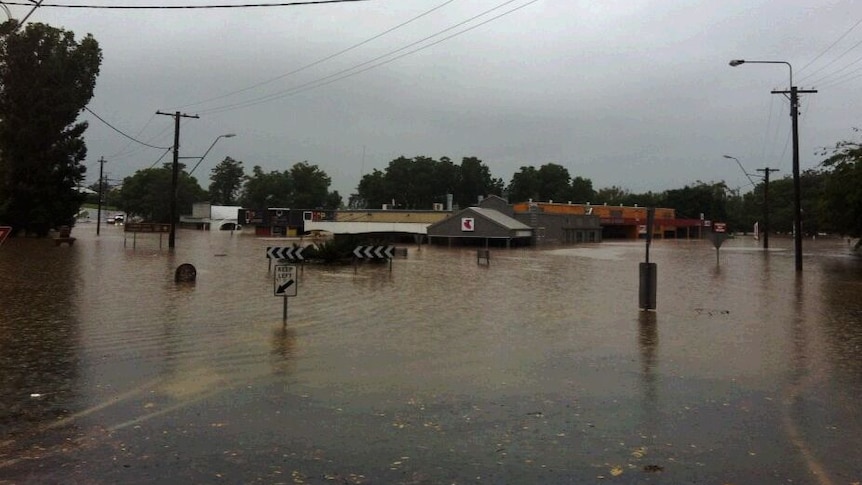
8;0;862;200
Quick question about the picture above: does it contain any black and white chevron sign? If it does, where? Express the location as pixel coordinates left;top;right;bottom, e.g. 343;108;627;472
353;245;395;259
266;246;304;261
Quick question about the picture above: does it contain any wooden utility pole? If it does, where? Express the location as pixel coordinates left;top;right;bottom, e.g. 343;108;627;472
756;167;779;249
156;110;199;249
96;156;106;236
771;86;816;271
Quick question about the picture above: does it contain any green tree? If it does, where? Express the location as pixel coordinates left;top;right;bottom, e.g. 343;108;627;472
238;162;339;209
820;132;862;239
594;186;631;206
0;21;102;235
507;166;541;203
240;166;292;209
289;161;333;208
117;164;207;221
662;181;728;221
208;156;244;205
537;163;571;202
570;176;596;203
354;169;387;209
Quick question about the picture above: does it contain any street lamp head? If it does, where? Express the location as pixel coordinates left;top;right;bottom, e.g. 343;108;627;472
729;59;745;67
222;133;236;138
722;155;736;160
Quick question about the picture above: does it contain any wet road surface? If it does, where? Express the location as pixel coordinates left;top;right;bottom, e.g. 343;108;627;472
1;224;861;484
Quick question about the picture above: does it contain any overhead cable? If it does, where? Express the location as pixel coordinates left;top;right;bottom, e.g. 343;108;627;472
199;0;539;115
84;106;172;149
175;0;458;109
1;0;367;9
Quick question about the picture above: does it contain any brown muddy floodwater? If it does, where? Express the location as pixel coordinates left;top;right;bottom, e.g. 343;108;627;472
1;223;861;484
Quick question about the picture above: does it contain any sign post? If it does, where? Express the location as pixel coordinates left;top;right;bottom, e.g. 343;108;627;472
274;264;298;324
710;222;728;266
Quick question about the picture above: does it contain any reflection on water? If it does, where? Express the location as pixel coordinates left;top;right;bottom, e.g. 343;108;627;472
1;225;861;483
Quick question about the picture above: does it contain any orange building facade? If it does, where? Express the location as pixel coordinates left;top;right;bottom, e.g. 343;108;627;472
511;201;704;240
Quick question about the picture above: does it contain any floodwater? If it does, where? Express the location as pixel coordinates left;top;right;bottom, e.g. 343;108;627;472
1;223;860;484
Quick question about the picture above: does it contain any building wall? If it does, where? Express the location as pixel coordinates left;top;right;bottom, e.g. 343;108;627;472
513;213;602;243
335;210;450;224
428;209;518;240
511;201;689;239
511;201;675;220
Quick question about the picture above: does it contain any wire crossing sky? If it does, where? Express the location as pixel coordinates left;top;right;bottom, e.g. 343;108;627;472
6;0;862;198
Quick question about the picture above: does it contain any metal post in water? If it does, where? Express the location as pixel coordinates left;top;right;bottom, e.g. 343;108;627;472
639;208;657;311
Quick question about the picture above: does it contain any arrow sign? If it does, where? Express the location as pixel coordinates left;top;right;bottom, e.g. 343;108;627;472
353;245;395;259
273;264;298;297
353;245;365;258
276;280;294;295
0;226;10;246
266;246;304;261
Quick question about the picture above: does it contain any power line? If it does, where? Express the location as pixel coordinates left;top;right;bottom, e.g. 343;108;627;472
2;0;367;9
795;36;862;85
797;15;862;77
174;0;458;110
84;106;172;149
199;0;539;115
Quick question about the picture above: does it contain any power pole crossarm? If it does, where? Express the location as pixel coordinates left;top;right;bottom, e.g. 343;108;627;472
156;110;200;249
770;88;816;271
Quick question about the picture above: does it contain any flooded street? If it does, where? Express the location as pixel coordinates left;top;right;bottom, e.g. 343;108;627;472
1;223;861;484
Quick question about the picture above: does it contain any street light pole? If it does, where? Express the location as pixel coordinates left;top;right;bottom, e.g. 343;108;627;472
723;155;758;188
185;133;236;176
728;59;817;272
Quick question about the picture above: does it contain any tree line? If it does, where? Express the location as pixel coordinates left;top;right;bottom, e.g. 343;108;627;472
2;21;861;242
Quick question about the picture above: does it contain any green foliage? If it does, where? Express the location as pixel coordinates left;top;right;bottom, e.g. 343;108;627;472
507;163;593;204
594;186;631;206
354;156;502;210
240;162;340;209
661;181;728;221
819;131;862;237
117;164;207;222
209;156;244;205
507;166;541;203
0;21;102;235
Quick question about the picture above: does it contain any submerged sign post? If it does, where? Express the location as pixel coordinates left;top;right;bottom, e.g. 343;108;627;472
273;264;297;323
710;222;729;266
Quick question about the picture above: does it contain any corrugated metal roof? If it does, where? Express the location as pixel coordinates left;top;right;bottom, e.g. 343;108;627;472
469;207;532;230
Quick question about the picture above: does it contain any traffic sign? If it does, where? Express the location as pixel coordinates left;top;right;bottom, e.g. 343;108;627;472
713;222;727;233
266;246;304;261
352;245;395;259
0;226;10;245
274;264;297;297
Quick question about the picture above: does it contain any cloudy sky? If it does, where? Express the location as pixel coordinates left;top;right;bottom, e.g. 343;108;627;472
8;0;862;200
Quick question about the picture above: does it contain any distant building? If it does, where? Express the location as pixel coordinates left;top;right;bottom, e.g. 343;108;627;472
181;203;243;230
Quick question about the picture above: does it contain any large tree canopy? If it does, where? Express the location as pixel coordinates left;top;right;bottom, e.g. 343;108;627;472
208;156;244;206
117;164;207;222
239;162;340;210
0;21;102;235
820;131;862;238
354;155;502;210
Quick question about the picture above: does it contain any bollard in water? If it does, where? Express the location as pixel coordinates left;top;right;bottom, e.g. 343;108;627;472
639;262;657;310
175;263;197;283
